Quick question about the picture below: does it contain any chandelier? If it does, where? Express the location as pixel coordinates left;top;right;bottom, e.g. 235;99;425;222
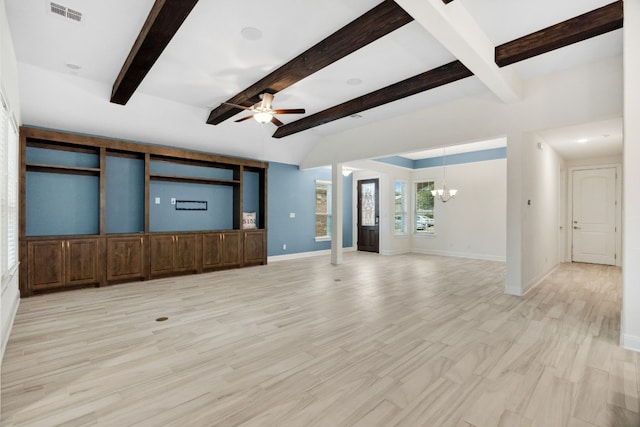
431;147;458;203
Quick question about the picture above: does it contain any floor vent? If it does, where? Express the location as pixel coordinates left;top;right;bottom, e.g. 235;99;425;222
49;2;82;23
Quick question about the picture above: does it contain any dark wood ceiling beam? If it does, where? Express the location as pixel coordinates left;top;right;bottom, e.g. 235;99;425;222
206;0;414;125
111;0;199;105
272;61;472;139
273;2;624;138
495;1;623;67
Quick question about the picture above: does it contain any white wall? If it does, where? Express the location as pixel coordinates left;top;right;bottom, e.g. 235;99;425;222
519;135;565;294
1;0;21;362
622;0;640;352
412;158;506;261
349;157;506;260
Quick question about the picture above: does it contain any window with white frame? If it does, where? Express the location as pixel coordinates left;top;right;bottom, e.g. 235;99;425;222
315;180;332;240
1;92;19;288
415;181;435;234
394;180;407;235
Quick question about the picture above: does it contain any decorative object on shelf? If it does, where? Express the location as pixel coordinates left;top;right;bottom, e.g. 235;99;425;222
175;200;207;211
431;146;458;203
243;212;257;229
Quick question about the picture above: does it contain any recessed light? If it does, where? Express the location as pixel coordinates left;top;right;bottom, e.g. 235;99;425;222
350;114;362;119
241;27;262;41
65;62;82;70
346;78;362;86
577;138;588;143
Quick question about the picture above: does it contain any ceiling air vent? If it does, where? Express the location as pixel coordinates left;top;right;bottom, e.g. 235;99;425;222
49;2;82;23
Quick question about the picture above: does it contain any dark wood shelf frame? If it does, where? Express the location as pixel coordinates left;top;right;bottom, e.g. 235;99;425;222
19;127;269;296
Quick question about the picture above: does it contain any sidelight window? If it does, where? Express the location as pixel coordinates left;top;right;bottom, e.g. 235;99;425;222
415;181;435;234
315;180;331;241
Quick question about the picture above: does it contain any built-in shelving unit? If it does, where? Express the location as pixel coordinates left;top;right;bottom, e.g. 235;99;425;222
19;127;268;296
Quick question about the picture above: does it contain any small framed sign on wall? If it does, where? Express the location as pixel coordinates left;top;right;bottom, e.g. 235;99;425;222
175;200;207;211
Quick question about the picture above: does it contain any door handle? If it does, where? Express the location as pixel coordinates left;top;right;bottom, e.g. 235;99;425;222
375;216;379;225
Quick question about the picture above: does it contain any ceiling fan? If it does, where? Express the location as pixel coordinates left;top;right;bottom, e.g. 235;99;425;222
225;93;305;126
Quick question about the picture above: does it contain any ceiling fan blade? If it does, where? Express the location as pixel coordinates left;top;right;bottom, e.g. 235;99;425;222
234;115;255;123
223;102;253;110
271;116;284;127
272;108;305;115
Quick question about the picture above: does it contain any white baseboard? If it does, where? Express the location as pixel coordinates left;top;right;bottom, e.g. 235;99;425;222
410;248;506;263
520;264;559;296
379;248;412;256
268;247;355;263
1;284;20;363
621;334;640;353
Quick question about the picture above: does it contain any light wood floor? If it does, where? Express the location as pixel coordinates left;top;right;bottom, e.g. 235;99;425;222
1;253;639;426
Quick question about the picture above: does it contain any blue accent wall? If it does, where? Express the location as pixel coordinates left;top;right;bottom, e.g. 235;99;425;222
374;155;415;169
149;181;234;232
150;160;234;180
413;147;507;169
26;172;99;236
106;156;144;234
243;170;261;228
268;162;353;257
26;146;99;168
375;147;507;169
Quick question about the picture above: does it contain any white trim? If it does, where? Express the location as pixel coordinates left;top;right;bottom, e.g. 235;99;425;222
621;334;640;353
1;285;20;362
314;236;331;242
380;248;412;256
411;247;506;262
521;263;560;296
269;247;355;263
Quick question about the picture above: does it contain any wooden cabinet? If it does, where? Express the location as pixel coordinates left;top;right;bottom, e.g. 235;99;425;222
20;128;268;295
243;230;266;265
202;231;241;270
107;236;145;282
27;238;100;291
150;234;198;277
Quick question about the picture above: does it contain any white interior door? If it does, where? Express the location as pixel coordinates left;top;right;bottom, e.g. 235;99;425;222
572;168;616;265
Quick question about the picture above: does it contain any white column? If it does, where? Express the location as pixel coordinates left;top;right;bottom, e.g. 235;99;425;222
505;131;523;295
622;0;640;352
331;163;344;265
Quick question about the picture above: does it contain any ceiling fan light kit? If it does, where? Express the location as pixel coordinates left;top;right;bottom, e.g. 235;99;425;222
224;93;305;127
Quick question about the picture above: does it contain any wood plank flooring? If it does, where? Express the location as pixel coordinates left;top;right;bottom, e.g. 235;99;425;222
1;253;638;426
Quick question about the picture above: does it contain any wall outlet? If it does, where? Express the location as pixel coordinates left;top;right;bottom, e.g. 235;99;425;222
171;198;176;205
283;244;287;250
155;197;160;204
289;212;295;218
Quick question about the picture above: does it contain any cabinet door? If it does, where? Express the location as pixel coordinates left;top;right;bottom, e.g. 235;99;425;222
221;232;241;267
244;230;265;265
66;238;100;285
174;234;198;272
27;240;65;290
150;235;175;276
107;236;145;281
202;233;222;269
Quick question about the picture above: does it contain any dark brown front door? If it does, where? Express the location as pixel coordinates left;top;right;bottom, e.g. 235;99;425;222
358;178;379;253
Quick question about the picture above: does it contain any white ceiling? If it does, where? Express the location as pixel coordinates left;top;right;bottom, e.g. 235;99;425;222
4;0;623;164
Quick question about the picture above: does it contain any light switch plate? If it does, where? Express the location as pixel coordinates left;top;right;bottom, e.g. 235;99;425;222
289;212;295;218
171;198;176;205
155;197;160;204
